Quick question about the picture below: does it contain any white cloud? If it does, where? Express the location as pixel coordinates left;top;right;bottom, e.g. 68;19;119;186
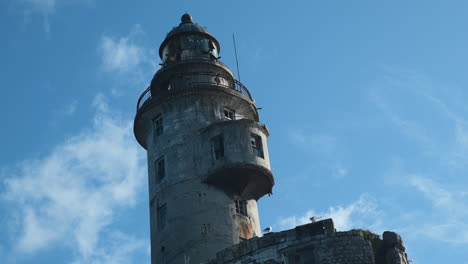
17;208;60;252
277;194;382;232
71;232;148;264
98;26;157;94
1;94;148;262
99;26;146;73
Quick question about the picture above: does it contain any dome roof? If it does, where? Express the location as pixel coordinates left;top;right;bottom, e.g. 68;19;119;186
159;14;220;58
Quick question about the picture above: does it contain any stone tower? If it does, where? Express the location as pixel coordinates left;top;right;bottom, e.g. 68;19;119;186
134;14;274;264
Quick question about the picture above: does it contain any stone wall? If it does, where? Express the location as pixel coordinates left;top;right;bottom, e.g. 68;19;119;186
209;219;376;264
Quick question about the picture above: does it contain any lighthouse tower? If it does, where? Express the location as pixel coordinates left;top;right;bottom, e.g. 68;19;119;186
134;14;274;264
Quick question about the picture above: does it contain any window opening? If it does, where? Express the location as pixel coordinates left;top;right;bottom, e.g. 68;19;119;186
158;204;167;230
235;199;247;216
155;157;165;183
224;108;235;120
250;134;264;159
211;135;224;160
209;40;219;60
154;114;163;137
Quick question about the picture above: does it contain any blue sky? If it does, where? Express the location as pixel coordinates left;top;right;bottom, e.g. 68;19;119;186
1;0;468;263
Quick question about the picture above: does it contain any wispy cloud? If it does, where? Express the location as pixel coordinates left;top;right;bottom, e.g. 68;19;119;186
64;100;78;115
408;175;468;244
370;70;468;170
277;194;382;232
17;0;90;33
369;88;436;154
289;129;337;155
21;0;56;14
54;100;78;118
369;69;468;245
1;94;148;262
289;128;348;179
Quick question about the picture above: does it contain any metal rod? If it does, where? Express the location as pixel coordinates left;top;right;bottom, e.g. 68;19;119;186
232;34;241;82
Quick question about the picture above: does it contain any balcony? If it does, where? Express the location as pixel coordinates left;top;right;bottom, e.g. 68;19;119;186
136;72;253;111
200;119;273;200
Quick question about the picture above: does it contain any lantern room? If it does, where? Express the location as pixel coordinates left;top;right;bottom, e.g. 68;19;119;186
159;14;220;64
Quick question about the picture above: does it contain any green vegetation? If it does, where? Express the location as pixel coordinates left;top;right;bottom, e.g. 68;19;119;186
352;229;380;241
352;229;386;264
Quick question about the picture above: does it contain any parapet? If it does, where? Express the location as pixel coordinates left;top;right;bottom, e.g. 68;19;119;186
209;219;410;264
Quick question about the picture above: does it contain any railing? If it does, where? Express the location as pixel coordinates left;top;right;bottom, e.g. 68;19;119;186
136;86;152;111
136;72;253;111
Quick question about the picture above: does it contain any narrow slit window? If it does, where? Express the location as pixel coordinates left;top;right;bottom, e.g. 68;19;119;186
235;199;247;216
223;108;235;120
155;157;165;183
158;204;167;230
211;135;224;160
154;114;163;137
250;134;264;159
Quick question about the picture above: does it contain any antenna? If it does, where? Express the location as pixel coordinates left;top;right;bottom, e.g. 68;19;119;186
232;34;241;82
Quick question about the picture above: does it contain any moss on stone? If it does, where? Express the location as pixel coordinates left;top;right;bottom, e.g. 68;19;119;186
352;229;380;240
351;229;387;264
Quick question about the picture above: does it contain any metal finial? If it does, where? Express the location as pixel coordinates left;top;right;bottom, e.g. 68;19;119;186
181;13;193;24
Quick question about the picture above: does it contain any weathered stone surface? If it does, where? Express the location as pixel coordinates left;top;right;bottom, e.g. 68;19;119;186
385;248;409;264
210;219;377;264
383;232;403;249
382;232;409;264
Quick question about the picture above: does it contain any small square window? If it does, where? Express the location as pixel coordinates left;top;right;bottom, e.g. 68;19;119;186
155;157;165;183
158;204;167;230
211;135;224;160
235;199;247;216
154;114;163;137
223;108;235;120
250;134;264;159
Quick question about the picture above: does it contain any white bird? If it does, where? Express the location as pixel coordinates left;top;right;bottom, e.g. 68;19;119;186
263;226;272;233
309;216;321;223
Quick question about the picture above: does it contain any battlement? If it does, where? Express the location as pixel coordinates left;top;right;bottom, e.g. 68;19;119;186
209;219;409;264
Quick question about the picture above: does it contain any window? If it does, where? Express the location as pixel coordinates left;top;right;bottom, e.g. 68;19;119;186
211;135;224;160
235;199;247;216
223;108;235;120
154;114;163;137
158;204;167;230
209;40;219;60
155;157;165;183
250;134;264;159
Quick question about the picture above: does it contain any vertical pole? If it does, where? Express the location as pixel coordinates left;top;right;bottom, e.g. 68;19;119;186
232;34;241;82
